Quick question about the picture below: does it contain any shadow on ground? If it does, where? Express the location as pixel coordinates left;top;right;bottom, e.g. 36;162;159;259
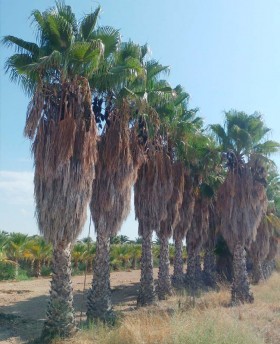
0;281;140;343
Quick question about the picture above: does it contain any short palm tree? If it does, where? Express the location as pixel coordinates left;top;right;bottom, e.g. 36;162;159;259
211;110;280;304
3;2;105;339
25;236;52;277
5;232;29;278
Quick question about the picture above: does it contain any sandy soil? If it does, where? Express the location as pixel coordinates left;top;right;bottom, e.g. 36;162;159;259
0;268;158;344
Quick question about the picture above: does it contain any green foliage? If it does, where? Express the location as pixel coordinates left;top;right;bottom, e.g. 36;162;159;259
211;110;280;163
41;265;52;276
0;262;16;280
0;232;179;279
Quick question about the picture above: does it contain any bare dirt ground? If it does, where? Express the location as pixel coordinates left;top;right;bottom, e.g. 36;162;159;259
0;268;158;344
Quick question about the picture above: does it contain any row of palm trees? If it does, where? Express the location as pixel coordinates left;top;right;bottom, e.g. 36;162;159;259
0;232;169;278
3;1;280;341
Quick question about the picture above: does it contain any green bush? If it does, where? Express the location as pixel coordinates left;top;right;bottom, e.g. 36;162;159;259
41;265;51;277
16;268;30;281
0;262;16;280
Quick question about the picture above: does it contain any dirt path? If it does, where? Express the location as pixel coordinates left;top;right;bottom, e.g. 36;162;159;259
0;269;158;344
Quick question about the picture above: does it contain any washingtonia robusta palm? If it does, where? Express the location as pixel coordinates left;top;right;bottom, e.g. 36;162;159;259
184;135;220;292
211;110;280;304
249;167;280;283
155;87;202;299
134;60;178;306
87;42;148;321
2;2;108;339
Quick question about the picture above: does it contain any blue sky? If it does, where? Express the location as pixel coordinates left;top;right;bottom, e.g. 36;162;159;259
1;0;280;239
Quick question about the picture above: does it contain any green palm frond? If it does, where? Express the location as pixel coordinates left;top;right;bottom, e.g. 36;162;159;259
25;50;63;74
55;0;78;35
118;41;143;62
5;54;38;94
145;59;169;80
210;123;228;148
45;12;74;50
80;6;101;40
89;26;120;57
230;125;252;154
253;140;280;155
2;36;39;56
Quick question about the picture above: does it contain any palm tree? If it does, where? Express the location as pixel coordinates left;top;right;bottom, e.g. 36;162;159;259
25;236;52;277
202;201;219;288
172;171;195;287
134;61;184;306
0;232;17;268
156;87;200;300
5;232;29;278
211;110;280;304
262;235;279;279
185;187;211;292
71;241;88;270
249;168;280;283
156;161;184;299
87;42;146;322
3;2;105;339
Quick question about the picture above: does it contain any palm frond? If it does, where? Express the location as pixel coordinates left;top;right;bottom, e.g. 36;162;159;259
253;140;280;155
145;59;170;80
80;7;101;40
89;26;120;57
2;36;40;57
55;0;78;34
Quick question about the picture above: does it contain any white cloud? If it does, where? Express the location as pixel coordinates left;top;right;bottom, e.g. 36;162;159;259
0;170;139;239
0;170;34;205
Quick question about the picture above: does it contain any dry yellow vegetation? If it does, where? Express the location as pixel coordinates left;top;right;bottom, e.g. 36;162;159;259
55;272;280;344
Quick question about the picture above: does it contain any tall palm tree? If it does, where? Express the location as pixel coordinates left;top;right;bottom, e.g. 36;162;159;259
262;235;279;279
185;188;210;291
87;42;146;322
202;201;219;288
156;87;200;299
134;62;180;306
156;161;184;299
135;147;173;305
172;171;195;287
211;110;280;304
175;131;219;292
3;2;105;339
171;117;209;289
250;168;280;283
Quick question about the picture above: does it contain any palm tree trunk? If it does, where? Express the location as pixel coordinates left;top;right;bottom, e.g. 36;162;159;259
157;233;173;300
195;254;203;287
231;242;254;305
35;260;41;278
14;259;19;279
185;245;197;293
172;237;185;287
87;229;115;322
262;259;275;280
252;258;264;284
203;248;217;288
41;242;76;341
137;226;156;306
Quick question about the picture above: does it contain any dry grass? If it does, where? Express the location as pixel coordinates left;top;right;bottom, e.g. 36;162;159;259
55;273;280;344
